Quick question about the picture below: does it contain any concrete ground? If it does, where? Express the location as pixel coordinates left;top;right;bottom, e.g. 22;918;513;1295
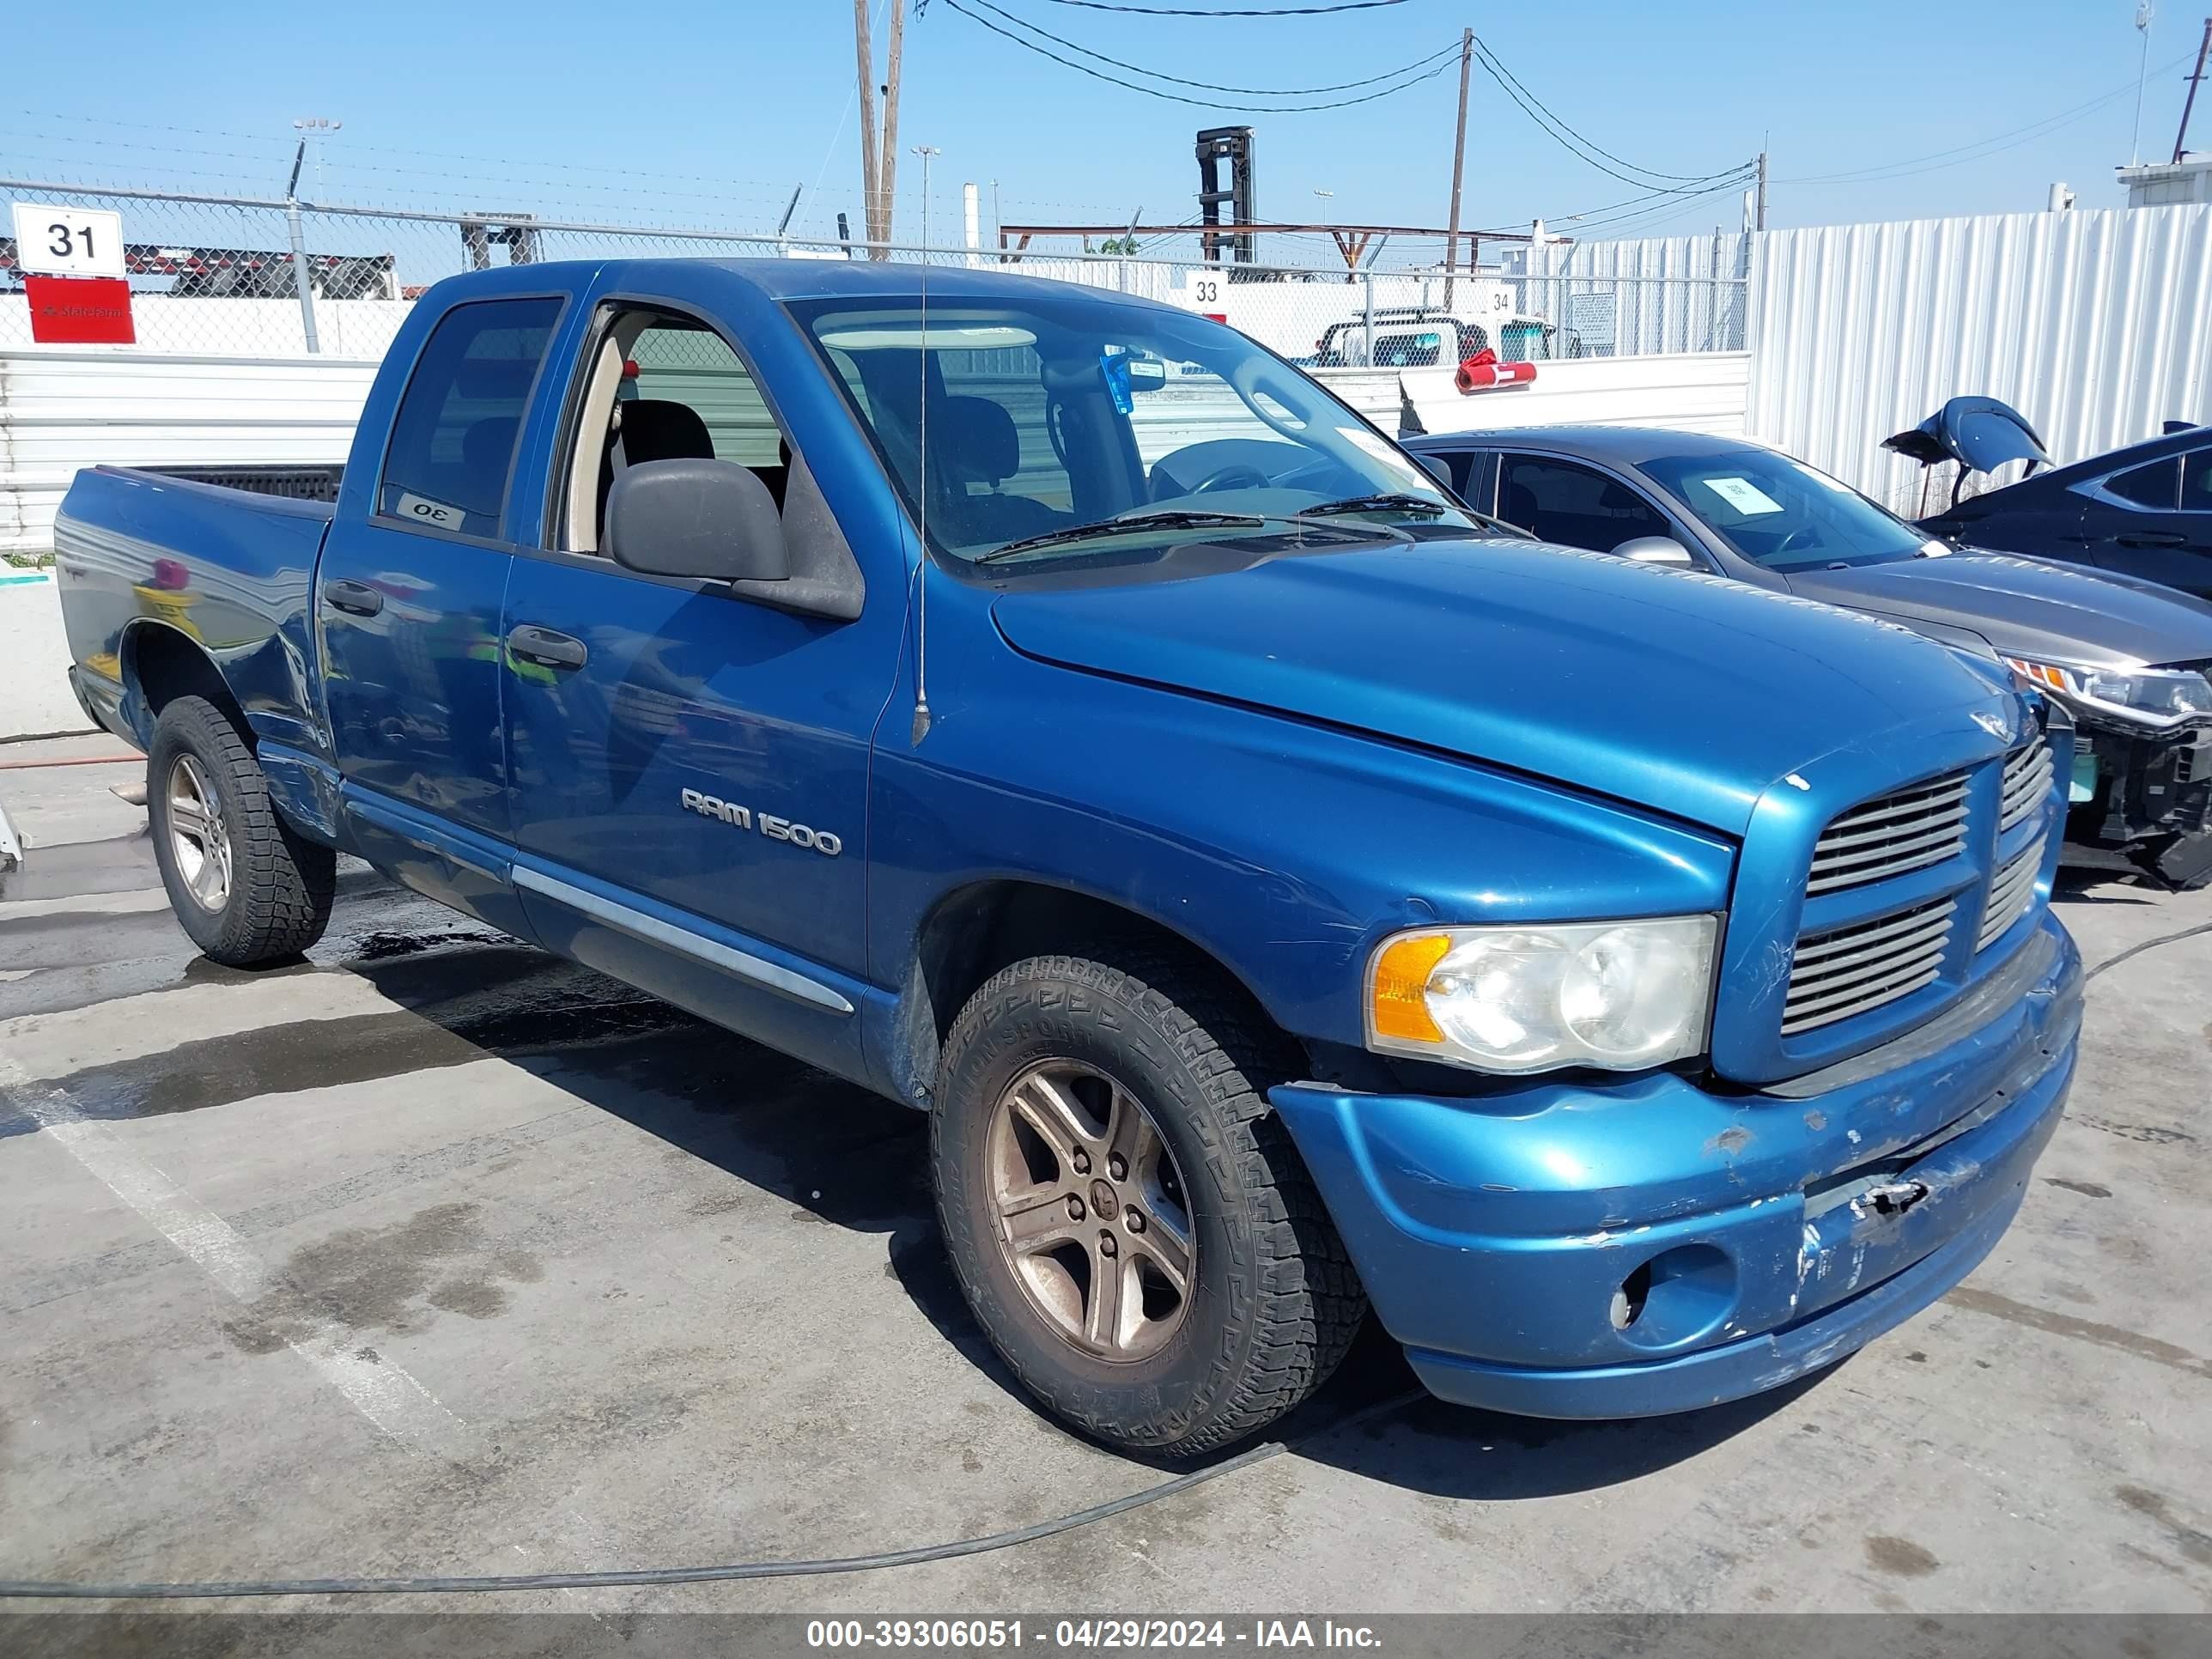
2;732;2209;1622
0;579;89;743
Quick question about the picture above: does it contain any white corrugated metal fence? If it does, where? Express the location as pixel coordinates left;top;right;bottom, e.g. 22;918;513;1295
1744;204;2212;512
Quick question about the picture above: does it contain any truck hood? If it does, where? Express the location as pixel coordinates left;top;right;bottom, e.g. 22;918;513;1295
1787;550;2212;671
992;538;2014;837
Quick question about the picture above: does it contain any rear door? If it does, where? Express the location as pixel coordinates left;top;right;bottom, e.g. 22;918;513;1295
2075;441;2212;597
496;285;892;1075
317;291;565;933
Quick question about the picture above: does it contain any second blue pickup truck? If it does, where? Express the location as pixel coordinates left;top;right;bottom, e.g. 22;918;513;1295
54;258;2082;1456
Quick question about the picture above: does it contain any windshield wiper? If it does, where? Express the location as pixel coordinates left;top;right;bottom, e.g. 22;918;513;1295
1299;493;1531;538
1295;493;1454;520
975;510;1268;563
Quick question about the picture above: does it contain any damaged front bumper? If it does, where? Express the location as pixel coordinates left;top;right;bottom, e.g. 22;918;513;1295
1272;913;2082;1419
2071;716;2212;875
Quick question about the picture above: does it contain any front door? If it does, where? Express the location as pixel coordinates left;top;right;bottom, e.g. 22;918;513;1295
317;292;565;932
499;303;890;1075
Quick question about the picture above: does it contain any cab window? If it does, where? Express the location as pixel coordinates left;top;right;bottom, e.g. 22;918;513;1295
556;308;794;554
378;296;562;538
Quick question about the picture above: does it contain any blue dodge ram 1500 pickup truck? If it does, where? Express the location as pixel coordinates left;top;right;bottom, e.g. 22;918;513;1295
55;258;2083;1456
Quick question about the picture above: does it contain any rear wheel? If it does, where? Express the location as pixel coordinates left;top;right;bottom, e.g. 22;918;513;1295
147;696;335;966
932;951;1364;1457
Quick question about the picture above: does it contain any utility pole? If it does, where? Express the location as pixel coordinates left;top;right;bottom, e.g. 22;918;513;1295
854;0;879;252
880;0;907;248
2132;3;2157;166
1755;148;1768;232
2175;16;2212;162
1443;27;1474;308
853;0;909;257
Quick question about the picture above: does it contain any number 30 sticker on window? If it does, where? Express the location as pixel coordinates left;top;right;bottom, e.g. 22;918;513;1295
393;492;467;531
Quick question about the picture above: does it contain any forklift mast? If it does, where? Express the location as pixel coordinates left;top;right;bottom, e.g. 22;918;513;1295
1195;126;1257;264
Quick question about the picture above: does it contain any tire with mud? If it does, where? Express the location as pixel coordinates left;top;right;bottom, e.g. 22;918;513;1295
932;949;1365;1458
147;695;336;966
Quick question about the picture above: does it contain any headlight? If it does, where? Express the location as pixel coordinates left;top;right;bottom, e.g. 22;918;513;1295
2003;657;2212;729
1365;915;1720;1074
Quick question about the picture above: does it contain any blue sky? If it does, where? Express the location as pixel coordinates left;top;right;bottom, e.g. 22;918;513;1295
3;0;2201;260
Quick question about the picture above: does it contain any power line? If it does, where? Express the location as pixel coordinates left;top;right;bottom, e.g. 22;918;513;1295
1468;39;1713;184
1036;0;1405;13
959;0;1457;94
938;0;1458;110
1465;39;1749;193
1777;47;2201;185
1524;167;1759;244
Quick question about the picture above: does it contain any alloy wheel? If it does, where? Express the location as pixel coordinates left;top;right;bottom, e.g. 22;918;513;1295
986;1059;1197;1360
166;753;233;913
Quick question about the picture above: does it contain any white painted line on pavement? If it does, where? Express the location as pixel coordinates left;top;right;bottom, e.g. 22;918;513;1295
0;887;171;921
0;972;400;1075
1;1052;481;1464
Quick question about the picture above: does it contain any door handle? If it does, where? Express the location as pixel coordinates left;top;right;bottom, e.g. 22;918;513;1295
506;624;589;672
2116;531;2188;547
322;579;384;617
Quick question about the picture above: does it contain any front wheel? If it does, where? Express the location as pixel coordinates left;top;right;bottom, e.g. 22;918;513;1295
147;696;336;966
932;951;1365;1457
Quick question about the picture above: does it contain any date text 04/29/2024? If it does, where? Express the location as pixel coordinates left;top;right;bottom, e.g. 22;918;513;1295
805;1620;1382;1650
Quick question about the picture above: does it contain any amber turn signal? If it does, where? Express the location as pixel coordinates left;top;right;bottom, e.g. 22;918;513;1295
1369;932;1451;1045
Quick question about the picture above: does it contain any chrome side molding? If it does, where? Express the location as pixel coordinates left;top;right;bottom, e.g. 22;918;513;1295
512;866;854;1016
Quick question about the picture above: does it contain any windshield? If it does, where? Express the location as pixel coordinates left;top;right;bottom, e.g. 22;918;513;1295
787;290;1476;568
1640;447;1932;570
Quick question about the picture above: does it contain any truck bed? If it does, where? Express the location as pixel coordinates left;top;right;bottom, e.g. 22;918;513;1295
143;463;345;504
52;465;336;755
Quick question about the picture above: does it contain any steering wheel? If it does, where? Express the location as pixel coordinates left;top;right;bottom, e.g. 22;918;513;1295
1185;461;1273;495
1775;526;1819;556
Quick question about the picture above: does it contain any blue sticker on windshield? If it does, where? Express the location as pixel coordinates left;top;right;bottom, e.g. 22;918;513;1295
1100;350;1133;416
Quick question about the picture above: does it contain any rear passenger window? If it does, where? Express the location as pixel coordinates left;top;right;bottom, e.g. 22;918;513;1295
1499;456;1667;550
2105;457;2180;509
378;297;562;538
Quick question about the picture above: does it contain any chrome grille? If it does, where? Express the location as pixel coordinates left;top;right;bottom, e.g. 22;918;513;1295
1977;836;2045;951
1806;773;1970;896
1783;897;1956;1035
1998;740;2055;833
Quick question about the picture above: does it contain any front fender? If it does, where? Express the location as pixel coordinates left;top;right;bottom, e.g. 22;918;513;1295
867;614;1738;1055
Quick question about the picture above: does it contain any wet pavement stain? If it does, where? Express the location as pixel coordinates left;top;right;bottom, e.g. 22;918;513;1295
2042;1177;2113;1199
2113;1486;2212;1569
6;945;694;1135
1865;1534;1940;1577
1943;1287;2212;1382
0;831;157;903
223;1201;544;1353
2075;1115;2195;1146
349;927;514;962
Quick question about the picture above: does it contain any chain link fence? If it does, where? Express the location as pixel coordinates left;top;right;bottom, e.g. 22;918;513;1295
2;180;1747;364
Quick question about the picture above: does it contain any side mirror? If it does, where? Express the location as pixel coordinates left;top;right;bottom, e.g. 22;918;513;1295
1413;453;1456;491
1613;535;1696;566
606;458;789;585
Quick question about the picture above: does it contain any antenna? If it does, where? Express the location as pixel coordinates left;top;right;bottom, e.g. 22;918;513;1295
911;143;942;746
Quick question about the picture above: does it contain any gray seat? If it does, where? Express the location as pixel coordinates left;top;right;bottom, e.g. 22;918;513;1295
939;396;1061;544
